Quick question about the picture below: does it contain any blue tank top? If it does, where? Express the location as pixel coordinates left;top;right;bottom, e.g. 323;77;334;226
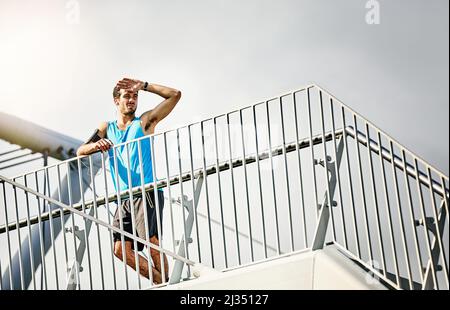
106;117;161;193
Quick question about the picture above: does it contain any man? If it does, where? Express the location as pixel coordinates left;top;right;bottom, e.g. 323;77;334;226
76;78;181;284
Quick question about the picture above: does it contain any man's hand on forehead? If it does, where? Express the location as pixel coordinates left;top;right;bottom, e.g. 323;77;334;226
116;78;145;92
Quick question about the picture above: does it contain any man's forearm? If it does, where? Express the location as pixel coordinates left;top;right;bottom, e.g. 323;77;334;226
144;83;180;99
76;143;97;157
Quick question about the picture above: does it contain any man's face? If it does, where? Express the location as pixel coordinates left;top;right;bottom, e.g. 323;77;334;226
115;89;138;115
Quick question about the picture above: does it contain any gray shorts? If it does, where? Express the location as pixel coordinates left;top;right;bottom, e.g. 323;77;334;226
113;190;164;251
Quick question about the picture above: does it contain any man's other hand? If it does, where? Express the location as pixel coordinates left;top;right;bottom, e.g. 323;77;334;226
116;78;144;92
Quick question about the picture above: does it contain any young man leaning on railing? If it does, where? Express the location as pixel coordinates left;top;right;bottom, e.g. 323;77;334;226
76;78;181;284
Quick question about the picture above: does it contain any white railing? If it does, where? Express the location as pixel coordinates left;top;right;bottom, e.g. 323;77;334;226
0;84;448;290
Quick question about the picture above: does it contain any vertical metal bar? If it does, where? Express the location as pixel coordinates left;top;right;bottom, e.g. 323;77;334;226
341;107;360;257
279;97;294;252
426;167;449;288
112;147;129;289
137;138;153;287
176;128;190;277
306;89;319;221
239;110;255;261
226;113;241;264
377;131;400;287
252;105;267;258
66;163;80;289
12;178;24;289
88;155;105;289
292;92;308;248
213;117;229;267
318;91;336;242
56;165;69;280
401;149;424;284
100;152;117;290
77;158;93;289
188;125;201;267
388;140;413;290
414;158;437;289
365;123;387;277
200;121;215;267
1;181;14;289
23;175;36;290
162;133;176;254
329;99;347;249
150;135;166;283
352;114;373;263
125;143;141;289
265;100;281;255
44;168;59;289
34;172;48;289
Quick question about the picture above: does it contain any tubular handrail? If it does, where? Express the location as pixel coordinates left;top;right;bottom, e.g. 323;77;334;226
0;174;195;266
3;125;448;234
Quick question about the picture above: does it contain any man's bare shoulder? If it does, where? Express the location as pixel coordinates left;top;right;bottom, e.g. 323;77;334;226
99;121;108;131
98;121;109;137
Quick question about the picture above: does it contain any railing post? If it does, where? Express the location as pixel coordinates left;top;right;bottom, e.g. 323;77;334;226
422;199;447;290
312;137;344;250
169;174;203;285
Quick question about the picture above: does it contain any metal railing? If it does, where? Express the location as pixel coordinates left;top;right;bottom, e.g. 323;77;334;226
0;84;448;290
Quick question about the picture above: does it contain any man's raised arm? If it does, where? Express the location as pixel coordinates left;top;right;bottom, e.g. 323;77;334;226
116;78;181;131
76;122;112;157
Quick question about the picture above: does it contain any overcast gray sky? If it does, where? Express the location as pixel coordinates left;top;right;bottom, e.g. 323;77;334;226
0;0;448;174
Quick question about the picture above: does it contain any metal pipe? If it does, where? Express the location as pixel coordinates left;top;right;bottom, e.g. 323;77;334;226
279;97;294;252
100;152;117;290
125;143;141;289
176;128;190;277
292;91;307;248
265;101;281;255
306;88;319;222
88;155;105;290
226;113;241;264
12;180;25;289
400;149;424;284
213;117;229;267
329;99;347;249
318;91;336;242
23;176;37;289
150;135;166;283
414;158;438;289
341;107;360;257
112;146;129;289
388;140;413;290
188;125;201;267
200;121;215;267
376;131;400;286
137;138;153;288
352;114;373;263
365;124;387;277
77;158;93;289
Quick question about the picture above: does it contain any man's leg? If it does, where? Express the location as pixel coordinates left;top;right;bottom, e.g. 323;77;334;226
114;240;164;284
149;236;169;281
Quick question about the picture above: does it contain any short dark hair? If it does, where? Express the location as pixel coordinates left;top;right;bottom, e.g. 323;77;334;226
113;86;121;99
